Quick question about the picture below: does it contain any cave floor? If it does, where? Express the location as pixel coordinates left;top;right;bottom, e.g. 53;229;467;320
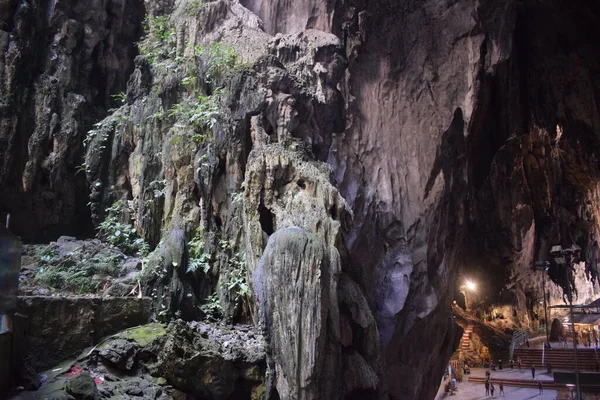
469;367;554;381
451;368;557;399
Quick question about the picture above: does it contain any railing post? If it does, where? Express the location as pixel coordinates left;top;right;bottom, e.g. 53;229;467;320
542;343;545;366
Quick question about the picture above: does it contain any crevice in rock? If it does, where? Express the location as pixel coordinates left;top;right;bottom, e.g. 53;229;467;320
258;201;275;236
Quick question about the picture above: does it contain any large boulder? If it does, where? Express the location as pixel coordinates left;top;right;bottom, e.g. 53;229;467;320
65;373;98;399
151;320;266;399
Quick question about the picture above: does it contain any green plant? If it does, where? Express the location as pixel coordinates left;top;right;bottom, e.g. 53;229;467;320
137;16;176;66
199;42;241;83
84;106;130;147
111;91;127;105
147;110;165;121
97;201;150;256
148;179;167;198
185;0;204;13
75;163;91;176
32;246;121;294
168;90;222;135
200;292;222;320
181;76;197;86
186;228;211;274
37;245;58;263
220;239;250;304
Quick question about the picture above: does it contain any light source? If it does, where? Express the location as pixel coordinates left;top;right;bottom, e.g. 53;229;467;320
465;280;476;292
550;244;582;400
459;279;476;311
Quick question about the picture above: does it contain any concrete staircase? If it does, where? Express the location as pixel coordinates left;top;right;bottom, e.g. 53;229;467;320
460;324;474;354
514;347;600;371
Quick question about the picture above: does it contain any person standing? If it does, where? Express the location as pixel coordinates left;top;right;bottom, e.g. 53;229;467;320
490;382;495;397
485;379;490;396
531;365;536;379
509;359;514;370
499;381;505;396
538;380;543;394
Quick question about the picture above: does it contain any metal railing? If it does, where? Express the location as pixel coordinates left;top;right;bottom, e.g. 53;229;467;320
510;330;529;361
542;342;545;365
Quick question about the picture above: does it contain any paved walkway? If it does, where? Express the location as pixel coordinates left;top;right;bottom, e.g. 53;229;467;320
449;369;557;400
469;367;554;381
450;382;557;400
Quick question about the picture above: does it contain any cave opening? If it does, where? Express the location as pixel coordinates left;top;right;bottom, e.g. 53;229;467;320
258;201;275;236
329;204;338;220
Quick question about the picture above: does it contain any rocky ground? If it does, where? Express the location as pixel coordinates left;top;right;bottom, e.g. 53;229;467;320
13;235;266;400
9;320;266;400
19;236;143;298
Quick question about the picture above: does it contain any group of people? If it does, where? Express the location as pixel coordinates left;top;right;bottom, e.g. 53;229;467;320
556;331;600;348
484;377;504;397
482;359;545;396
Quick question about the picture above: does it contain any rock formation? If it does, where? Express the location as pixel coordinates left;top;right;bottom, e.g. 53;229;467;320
0;0;144;241
4;0;600;399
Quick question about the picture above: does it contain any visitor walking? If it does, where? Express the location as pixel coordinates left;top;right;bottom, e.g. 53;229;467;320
499;381;504;396
531;365;536;379
485;379;490;396
490;382;495;397
518;357;522;371
509;359;514;370
538;380;543;394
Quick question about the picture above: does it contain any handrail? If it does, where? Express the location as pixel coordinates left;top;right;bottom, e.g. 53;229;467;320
510;330;529;361
542;343;545;365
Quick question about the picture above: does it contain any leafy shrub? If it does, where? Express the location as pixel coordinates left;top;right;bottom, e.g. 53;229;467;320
111;91;127;106
84;105;130;147
198;42;242;84
137;16;176;65
168;91;222;138
98;201;150;256
200;292;223;320
220;239;250;305
32;245;121;294
185;0;204;13
186;227;212;274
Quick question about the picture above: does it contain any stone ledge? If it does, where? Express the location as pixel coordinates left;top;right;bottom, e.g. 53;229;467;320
16;296;152;370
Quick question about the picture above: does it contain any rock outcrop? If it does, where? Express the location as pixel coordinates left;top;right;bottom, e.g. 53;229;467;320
0;0;144;241
16;296;151;370
11;321;265;400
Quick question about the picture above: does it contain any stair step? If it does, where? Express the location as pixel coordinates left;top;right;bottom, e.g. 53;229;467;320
469;376;562;389
512;348;600;371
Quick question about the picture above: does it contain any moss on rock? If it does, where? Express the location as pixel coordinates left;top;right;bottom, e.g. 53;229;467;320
119;323;167;346
65;373;97;399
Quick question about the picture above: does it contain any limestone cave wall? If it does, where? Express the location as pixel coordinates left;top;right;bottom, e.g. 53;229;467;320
3;0;600;399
